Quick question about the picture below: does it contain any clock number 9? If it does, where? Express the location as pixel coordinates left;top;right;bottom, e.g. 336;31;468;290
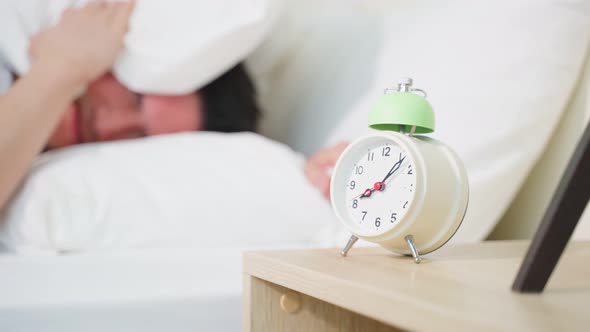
375;217;381;227
349;180;356;190
352;199;358;209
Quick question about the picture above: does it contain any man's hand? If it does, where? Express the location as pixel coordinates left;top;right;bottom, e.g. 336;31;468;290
28;0;135;89
305;142;349;199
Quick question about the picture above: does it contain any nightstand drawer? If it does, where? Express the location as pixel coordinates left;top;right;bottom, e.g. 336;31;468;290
243;276;402;332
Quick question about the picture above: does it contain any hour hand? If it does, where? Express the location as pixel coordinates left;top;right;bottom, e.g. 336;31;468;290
359;188;373;198
357;182;386;199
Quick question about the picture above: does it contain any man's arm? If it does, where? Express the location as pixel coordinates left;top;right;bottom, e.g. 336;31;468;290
0;62;82;209
0;1;134;211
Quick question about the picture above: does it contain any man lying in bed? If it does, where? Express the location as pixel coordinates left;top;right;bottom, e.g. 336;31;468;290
0;2;262;208
0;1;344;212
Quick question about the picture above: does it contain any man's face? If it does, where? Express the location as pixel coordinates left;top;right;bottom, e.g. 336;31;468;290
47;73;203;149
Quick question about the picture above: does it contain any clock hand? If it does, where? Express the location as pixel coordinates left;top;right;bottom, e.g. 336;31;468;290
353;154;405;200
381;154;406;183
355;181;386;200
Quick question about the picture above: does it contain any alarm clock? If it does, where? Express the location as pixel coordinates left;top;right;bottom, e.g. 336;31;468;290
330;78;468;263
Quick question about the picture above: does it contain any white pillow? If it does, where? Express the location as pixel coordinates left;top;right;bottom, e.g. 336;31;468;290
249;0;590;242
0;0;276;94
0;133;343;253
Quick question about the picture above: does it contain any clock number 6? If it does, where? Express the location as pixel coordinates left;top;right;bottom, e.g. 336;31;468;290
375;217;381;227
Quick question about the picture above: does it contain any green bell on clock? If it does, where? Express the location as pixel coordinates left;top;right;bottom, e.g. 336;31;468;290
368;78;435;134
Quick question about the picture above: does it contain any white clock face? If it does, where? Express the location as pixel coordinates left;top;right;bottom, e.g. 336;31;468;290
342;138;417;235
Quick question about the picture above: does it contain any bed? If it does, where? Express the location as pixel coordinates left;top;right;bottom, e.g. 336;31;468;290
0;1;589;331
0;248;242;331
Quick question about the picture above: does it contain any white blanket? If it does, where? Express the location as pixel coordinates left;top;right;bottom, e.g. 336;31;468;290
249;0;590;242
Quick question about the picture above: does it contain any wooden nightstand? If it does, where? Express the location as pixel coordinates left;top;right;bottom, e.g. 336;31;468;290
243;240;590;331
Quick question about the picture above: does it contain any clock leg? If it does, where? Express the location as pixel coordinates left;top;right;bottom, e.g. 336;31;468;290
405;235;422;264
340;235;359;257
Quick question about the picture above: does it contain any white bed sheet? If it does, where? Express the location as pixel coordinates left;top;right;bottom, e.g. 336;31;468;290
0;248;243;331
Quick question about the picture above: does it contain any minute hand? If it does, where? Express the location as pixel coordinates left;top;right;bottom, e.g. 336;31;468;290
381;155;406;183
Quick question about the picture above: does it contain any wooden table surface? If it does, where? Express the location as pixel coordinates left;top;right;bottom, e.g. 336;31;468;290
243;240;590;332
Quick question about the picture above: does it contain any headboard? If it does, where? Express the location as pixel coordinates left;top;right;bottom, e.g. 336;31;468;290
490;48;590;240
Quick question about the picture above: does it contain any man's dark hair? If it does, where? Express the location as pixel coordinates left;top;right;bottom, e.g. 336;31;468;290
200;63;260;133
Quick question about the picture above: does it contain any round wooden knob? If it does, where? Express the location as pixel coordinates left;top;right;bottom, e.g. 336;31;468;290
280;291;301;314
